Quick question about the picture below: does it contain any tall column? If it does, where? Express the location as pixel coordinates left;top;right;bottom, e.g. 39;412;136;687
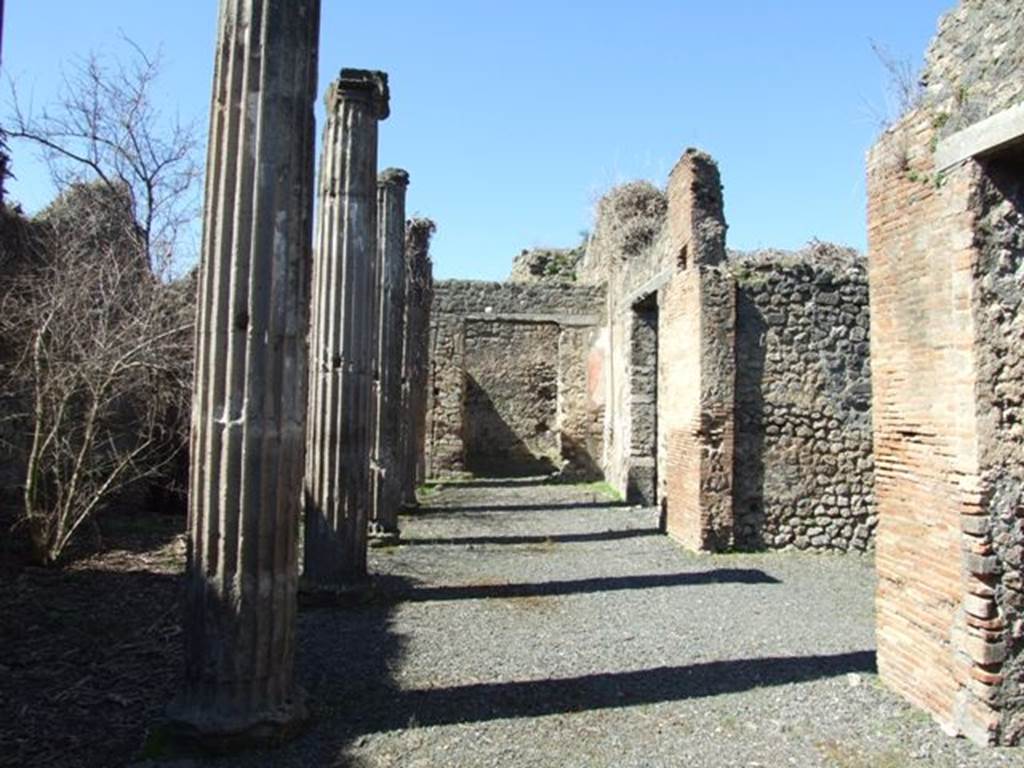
303;69;389;591
399;218;436;507
369;169;409;543
170;0;320;748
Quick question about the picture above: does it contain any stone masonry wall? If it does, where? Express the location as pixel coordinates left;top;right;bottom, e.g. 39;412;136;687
558;326;605;480
924;0;1024;139
463;319;562;475
972;154;1024;743
627;303;658;504
731;248;874;553
425;313;465;476
432;279;605;317
425;279;605;478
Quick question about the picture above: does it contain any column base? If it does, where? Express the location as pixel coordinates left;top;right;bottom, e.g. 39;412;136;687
160;690;308;756
367;522;401;548
298;576;372;607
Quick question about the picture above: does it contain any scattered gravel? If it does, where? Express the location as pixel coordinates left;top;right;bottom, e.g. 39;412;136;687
209;479;1024;768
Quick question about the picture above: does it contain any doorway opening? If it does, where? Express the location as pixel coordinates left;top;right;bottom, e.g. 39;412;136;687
627;293;659;505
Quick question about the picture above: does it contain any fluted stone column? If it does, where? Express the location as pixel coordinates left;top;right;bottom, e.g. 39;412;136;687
304;69;389;591
170;0;320;747
369;169;410;543
399;219;436;507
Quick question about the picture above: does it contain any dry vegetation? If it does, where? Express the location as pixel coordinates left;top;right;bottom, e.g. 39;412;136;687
2;40;199;567
0;185;193;566
592;181;667;259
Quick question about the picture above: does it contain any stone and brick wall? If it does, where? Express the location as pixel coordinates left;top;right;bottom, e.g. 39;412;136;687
730;247;874;552
868;0;1024;745
581;150;871;553
579;181;671;504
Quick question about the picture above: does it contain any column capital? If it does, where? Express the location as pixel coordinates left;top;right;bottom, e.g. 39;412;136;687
379;167;410;189
329;68;390;119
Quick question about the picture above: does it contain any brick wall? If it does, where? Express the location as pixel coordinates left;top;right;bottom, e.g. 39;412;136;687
658;267;735;550
657;152;735;551
660;270;704;546
868;0;1024;745
868;108;998;743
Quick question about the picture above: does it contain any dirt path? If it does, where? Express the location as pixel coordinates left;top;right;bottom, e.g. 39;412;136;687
230;479;1022;768
5;480;1024;767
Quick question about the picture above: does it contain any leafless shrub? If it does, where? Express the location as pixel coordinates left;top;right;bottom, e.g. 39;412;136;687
0;183;193;565
869;39;926;130
6;36;201;273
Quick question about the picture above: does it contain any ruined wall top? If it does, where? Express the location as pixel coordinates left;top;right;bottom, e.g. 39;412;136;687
433;279;605;318
508;247;585;284
728;241;866;281
406;218;435;286
329;68;391;119
406;218;436;258
667;149;726;269
576;148;726;308
922;0;1024;139
577;181;667;284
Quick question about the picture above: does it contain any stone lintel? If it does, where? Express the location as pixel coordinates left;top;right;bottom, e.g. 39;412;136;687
462;312;601;328
379;167;410;188
619;268;674;313
935;101;1024;171
330;68;390;119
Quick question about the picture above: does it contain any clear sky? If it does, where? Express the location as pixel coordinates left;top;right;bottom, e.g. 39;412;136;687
4;1;953;280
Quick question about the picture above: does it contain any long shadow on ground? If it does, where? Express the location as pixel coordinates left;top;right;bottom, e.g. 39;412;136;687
402;528;660;547
293;592;875;767
379;651;878;728
418;501;630;515
373;569;781;604
424;477;554;490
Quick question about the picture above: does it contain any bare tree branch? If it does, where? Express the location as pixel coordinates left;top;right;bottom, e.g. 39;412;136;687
5;35;201;274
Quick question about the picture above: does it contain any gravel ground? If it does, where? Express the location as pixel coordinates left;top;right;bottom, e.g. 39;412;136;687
191;478;1024;768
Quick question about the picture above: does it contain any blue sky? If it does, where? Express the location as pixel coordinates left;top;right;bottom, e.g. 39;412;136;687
4;1;953;280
